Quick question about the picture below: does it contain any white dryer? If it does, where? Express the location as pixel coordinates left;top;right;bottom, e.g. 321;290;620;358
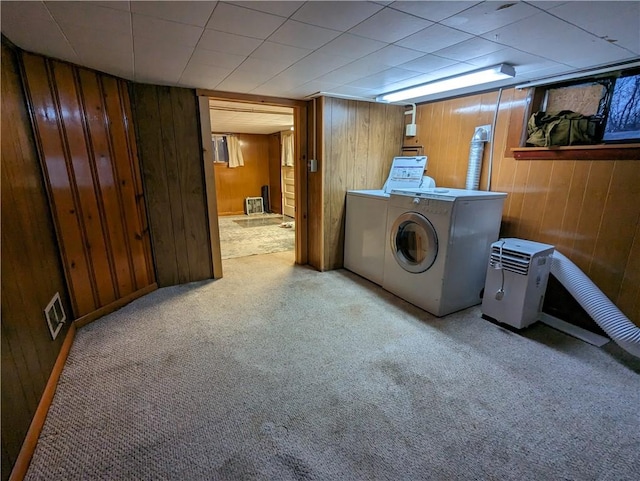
382;188;507;316
344;189;389;285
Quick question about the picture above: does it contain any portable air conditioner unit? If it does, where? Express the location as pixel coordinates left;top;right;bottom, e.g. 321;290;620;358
481;238;554;329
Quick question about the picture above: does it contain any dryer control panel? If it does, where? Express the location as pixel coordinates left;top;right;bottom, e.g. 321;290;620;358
389;192;452;215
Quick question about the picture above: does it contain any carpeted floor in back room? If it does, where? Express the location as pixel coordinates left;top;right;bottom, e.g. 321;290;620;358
218;213;295;260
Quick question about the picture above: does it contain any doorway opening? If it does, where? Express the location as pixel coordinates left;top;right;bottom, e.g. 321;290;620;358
208;99;296;261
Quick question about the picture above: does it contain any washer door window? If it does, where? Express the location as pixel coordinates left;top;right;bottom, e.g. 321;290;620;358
390;212;438;273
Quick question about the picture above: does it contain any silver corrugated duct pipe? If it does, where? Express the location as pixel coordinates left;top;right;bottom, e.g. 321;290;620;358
465;126;490;190
551;251;640;358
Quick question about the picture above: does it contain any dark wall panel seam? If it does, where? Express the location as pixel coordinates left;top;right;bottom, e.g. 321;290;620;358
122;82;156;286
98;75;137;293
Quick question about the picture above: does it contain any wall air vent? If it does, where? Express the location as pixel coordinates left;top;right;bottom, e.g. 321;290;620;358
490;246;531;275
44;292;66;340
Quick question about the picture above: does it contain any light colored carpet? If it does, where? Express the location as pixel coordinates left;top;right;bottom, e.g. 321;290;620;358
26;252;640;480
218;214;294;260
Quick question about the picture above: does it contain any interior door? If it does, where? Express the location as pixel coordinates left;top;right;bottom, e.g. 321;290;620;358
282;165;295;218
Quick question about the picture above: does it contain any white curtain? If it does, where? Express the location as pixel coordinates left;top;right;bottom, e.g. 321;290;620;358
281;131;294;167
227;135;244;168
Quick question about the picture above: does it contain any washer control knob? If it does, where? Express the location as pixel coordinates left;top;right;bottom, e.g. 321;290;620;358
413;198;420;204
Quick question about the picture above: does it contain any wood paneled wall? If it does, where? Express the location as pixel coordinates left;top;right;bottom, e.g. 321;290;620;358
20;52;156;319
312;97;405;271
213;134;271;215
130;84;214;287
408;88;640;326
1;43;72;479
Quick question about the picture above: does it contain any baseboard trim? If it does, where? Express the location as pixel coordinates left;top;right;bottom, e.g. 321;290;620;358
9;322;76;481
74;283;157;328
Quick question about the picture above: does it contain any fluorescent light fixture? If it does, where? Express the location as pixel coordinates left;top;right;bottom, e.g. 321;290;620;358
377;64;516;103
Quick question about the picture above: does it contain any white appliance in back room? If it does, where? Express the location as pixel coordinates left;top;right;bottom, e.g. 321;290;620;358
344;156;433;285
382;188;507;317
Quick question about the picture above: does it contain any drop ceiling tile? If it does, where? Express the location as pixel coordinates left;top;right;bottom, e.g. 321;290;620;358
250;41;311;63
253;74;305;94
548;2;640;53
250;84;289;97
132;14;203;48
131;1;217;27
482;12;635;69
314;67;371;85
348;7;432;43
389;1;479;22
47;1;131;35
180;62;232;86
463;47;562;75
206;3;286;39
314;33;387;59
377;73;436;94
409;63;479;84
348;67;423;89
396;24;473;53
281;52;354;81
134;37;193;66
189;48;247;70
197;29;263;56
329;56;390;78
360;44;424;67
440;1;539;35
268;20;341;50
227;1;304;18
135;62;184;85
396;54;456;74
61;23;133;55
433;37;503;62
291;1;384;31
216;73;264;93
235;57;291;76
1;1;78;62
327;85;378;98
81;49;134;70
91;2;131;12
516;64;575;82
298;79;342;94
528;2;570;10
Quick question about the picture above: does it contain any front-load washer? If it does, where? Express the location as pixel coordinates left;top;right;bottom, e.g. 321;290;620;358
382;188;507;316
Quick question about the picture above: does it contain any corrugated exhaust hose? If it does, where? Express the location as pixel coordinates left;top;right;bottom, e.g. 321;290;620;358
465;127;489;190
550;251;640;358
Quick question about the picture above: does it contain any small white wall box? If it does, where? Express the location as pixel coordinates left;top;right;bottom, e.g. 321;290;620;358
44;292;66;340
481;238;554;329
245;197;264;215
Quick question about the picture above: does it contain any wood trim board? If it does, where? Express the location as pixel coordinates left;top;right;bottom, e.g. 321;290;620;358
8;324;76;481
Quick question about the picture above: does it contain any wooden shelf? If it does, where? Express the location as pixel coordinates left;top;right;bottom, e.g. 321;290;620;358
511;143;640;160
